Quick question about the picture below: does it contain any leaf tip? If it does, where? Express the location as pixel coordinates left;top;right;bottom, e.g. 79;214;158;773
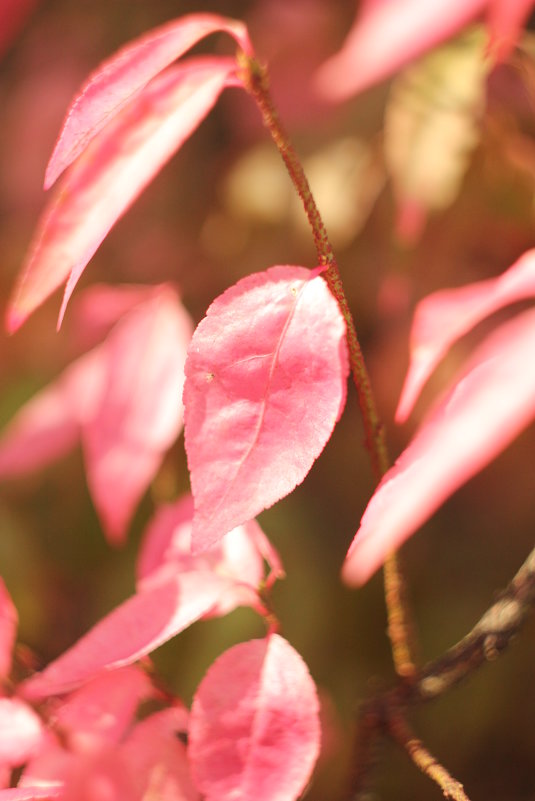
340;544;367;588
5;306;25;335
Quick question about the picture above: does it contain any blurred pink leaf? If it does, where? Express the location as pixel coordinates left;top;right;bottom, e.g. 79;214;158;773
316;0;486;100
0;790;61;800
184;265;349;552
343;306;535;585
69;284;160;351
137;494;284;613
316;0;533;101
0;580;17;680
82;286;193;542
22;707;194;801
0;699;43;767
7;58;236;333
396;248;535;422
0;367;87;479
121;708;199;801
488;0;535;59
0;0;38;59
0;286;192;543
188;634;321;801
45;14;251;188
39;747;135;801
52;666;152;749
21;571;233;699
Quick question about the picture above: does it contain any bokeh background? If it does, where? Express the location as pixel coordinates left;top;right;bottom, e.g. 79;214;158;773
1;1;535;799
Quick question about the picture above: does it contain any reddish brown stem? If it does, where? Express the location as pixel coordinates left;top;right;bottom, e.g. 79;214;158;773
239;52;417;679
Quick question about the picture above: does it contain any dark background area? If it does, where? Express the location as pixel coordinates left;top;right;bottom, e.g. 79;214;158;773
1;2;534;799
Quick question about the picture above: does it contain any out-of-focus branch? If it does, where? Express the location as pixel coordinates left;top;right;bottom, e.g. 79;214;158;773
345;543;535;800
415;542;535;702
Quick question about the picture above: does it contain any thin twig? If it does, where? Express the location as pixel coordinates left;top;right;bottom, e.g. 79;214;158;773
238;51;417;676
388;715;470;801
347;543;535;798
416;543;535;702
384;551;418;679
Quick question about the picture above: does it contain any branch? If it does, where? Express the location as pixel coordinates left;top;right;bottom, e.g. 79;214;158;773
388;715;469;801
345;544;535;799
415;542;535;702
239;51;418;678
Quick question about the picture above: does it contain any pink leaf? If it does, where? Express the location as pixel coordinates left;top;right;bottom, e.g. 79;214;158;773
137;494;284;612
487;0;535;60
46;748;135;801
81;286;193;543
7;57;236;333
0;579;17;680
0;790;62;800
0;382;80;479
343;306;535;585
396;248;535;422
21;571;234;698
184;265;348;552
315;0;487;101
122;708;199;801
52;666;152;749
69;284;160;350
0;0;38;59
0;350;104;480
45;14;251;188
0;699;43;767
188;634;321;801
0;287;192;542
137;495;282;587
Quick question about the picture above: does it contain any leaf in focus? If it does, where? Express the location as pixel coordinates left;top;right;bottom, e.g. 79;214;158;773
188;634;321;801
344;306;535;585
7;58;235;332
44;14;250;188
183;265;349;553
397;248;535;421
384;27;489;241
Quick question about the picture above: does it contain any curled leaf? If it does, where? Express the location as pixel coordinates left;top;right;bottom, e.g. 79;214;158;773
45;13;251;187
7;58;235;332
344;306;535;585
397;248;535;421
